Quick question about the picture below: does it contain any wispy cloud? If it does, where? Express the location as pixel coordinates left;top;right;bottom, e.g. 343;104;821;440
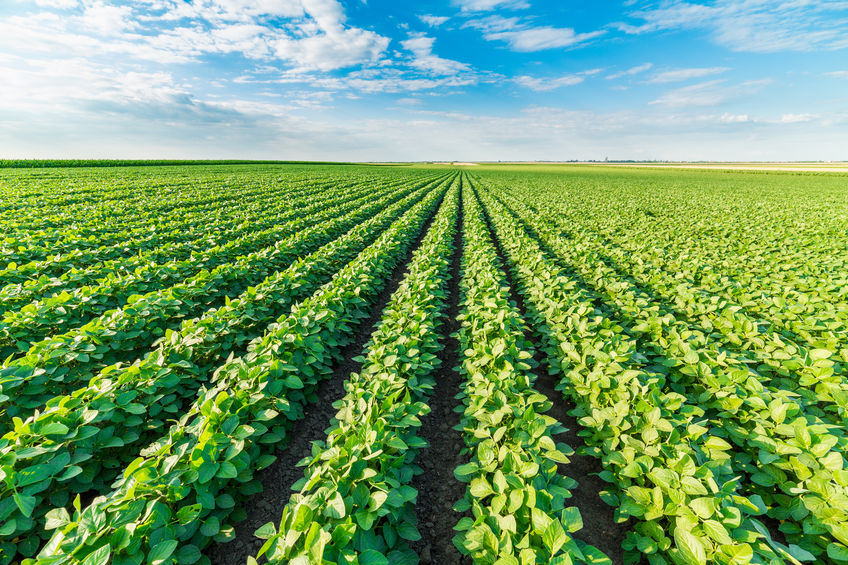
466;15;605;51
617;0;848;52
650;79;771;107
515;69;602;91
647;66;730;83
452;0;530;12
780;113;817;123
825;70;848;78
606;62;652;80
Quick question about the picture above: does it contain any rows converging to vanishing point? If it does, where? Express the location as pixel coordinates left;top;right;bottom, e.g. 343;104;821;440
0;163;847;565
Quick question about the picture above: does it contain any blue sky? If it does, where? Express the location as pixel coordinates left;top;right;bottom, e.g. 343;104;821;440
1;0;847;160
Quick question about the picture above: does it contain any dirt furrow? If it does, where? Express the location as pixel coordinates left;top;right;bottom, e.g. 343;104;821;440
469;176;633;565
205;179;453;565
409;176;469;565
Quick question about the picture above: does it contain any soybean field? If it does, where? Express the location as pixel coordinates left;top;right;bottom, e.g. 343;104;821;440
1;163;847;565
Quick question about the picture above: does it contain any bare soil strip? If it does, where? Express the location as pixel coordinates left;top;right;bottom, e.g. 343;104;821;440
409;179;469;565
205;183;451;565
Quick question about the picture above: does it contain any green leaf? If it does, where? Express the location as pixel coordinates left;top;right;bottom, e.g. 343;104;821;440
175;545;202;565
41;422;70;436
562;507;583;533
81;545;111;565
809;349;832;361
397;521;421;541
690;497;715;519
176;504;201;525
787;544;816;562
149;540;178;565
293;503;314;532
13;492;36;517
454;463;478;481
469;478;493;498
674;528;706;565
200;516;220;537
359;549;389;565
254;523;277;540
16;463;53;487
45;508;71;530
704;436;731;451
827;543;848;562
324;491;346;519
702;520;731;545
217;461;238;479
542;519;568;555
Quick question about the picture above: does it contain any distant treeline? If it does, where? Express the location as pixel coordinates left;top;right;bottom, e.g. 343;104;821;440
0;159;355;168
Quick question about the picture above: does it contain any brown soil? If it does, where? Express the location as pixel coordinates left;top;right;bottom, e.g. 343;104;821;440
409;179;470;565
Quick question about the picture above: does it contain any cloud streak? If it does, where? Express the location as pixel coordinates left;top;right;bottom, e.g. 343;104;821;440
466;15;605;51
618;0;848;52
647;66;730;83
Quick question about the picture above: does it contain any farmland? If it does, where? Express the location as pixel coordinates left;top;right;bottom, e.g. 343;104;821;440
0;162;847;565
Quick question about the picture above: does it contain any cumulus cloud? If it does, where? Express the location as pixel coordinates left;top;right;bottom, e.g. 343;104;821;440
401;34;470;75
418;14;449;26
2;0;390;71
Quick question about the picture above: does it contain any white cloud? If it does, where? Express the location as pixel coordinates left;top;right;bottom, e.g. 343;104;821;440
273;27;388;71
79;2;137;34
720;112;750;123
1;0;391;71
401;34;470;75
780;113;816;123
650;79;771;107
33;0;78;8
647;66;730;83
466;16;605;51
825;70;848;78
618;0;848;53
452;0;529;12
606;62;652;80
418;14;449;26
515;69;602;91
238;66;485;94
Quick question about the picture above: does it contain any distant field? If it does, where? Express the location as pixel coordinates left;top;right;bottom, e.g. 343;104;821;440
1;163;846;565
436;162;848;173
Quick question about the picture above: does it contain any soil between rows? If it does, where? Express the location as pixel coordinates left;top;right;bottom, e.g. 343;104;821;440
469;176;633;565
409;179;470;565
205;176;453;565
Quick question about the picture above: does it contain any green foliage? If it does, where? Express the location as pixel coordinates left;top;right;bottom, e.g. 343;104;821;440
254;179;460;564
450;183;609;564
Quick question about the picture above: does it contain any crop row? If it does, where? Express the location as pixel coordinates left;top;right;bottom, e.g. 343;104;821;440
0;174;456;562
0;173;449;429
0;172;438;348
477;176;848;562
13;174;452;564
253;175;461;564
0;172;350;265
